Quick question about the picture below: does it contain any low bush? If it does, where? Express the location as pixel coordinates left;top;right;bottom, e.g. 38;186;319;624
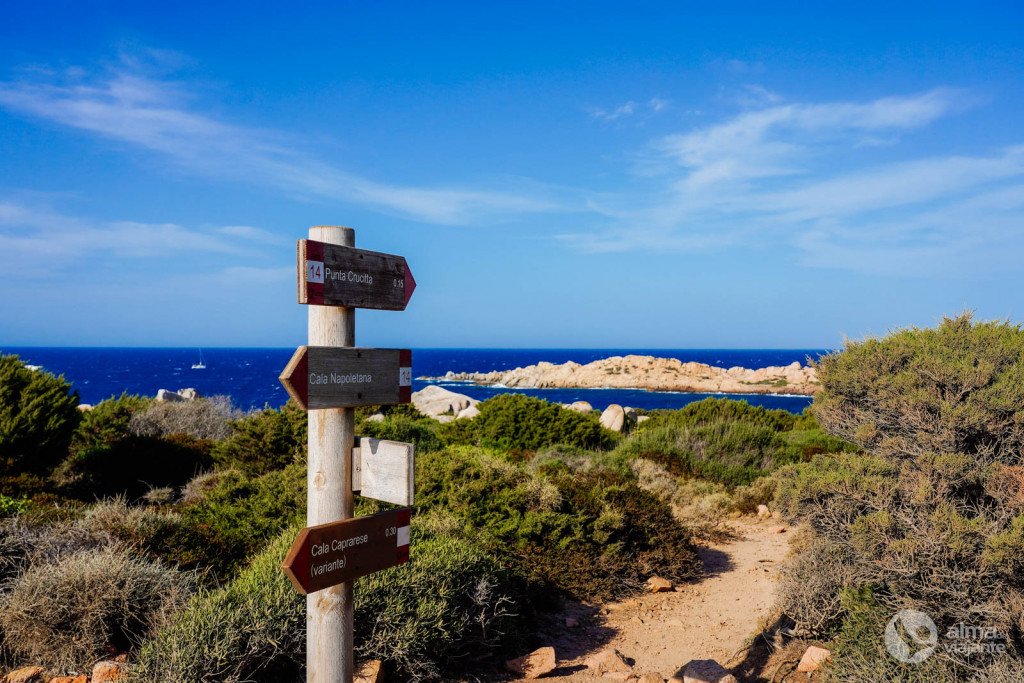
416;446;700;599
0;354;80;475
0;494;29;518
54;433;213;500
0;545;193;671
471;394;616;452
361;413;444;453
773;315;1024;678
813;313;1024;462
629;458;734;540
212;401;306;475
131;515;529;682
71;393;151;454
171;464;306;577
615;398;853;487
130;396;239;442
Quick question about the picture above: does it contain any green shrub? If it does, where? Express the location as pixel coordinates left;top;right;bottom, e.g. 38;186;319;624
361;413;443;453
629;458;734;540
71;393;151;454
128;529;305;683
0;545;193;671
615;398;853;487
813;313;1024;462
416;446;699;599
774;315;1024;676
0;494;29;518
212;401;306;475
472;394;615;452
171;464;306;577
0;354;80;475
54;433;213;500
132;516;528;682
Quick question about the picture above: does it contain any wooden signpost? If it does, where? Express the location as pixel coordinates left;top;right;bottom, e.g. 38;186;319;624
282;225;418;683
299;239;416;310
279;346;412;410
282;507;411;595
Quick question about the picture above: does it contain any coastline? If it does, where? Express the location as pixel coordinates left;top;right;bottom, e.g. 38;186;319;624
421;354;820;397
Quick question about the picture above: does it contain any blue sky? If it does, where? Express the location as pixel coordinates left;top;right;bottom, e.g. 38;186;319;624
1;2;1022;348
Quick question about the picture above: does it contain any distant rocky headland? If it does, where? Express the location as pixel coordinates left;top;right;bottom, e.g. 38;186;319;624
423;354;819;396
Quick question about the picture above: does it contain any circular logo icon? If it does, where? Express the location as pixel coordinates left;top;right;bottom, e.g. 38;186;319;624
885;609;938;664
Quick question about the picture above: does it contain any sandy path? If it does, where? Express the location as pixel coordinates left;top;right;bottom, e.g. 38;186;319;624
516;520;792;682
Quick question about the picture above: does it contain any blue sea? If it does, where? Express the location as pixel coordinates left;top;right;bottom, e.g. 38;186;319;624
1;348;828;414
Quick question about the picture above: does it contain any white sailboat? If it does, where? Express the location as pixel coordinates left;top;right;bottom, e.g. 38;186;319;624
192;349;207;370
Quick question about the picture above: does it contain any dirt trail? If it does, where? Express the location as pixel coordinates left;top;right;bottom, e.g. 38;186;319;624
519;520;793;682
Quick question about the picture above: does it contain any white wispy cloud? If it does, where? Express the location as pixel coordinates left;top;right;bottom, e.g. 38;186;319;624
562;88;1024;274
590;98;669;122
0;65;562;225
0;199;260;277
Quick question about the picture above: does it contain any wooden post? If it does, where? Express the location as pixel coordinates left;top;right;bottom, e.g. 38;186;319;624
307;225;355;683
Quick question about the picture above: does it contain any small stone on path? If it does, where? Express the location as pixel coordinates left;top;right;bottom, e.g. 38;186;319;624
505;646;557;679
5;667;45;683
586;648;632;675
796;645;832;672
646;576;673;592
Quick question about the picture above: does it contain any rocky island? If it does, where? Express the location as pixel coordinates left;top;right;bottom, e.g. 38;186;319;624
425;355;819;396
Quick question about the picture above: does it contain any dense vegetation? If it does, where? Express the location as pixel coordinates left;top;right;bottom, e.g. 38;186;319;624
1;359;747;680
0;354;80;477
9;317;1015;682
771;314;1024;682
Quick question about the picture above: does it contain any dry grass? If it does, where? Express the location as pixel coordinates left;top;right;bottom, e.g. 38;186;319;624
0;546;193;671
129;396;239;441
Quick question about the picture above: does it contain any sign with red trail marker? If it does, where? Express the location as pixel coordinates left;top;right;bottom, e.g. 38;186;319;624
279;346;412;410
282;507;411;595
299;239;416;310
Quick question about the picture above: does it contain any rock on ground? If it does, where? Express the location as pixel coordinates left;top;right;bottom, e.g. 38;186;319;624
675;659;733;683
412;385;477;419
90;661;126;683
600;404;626;431
156;387;200;402
796;645;831;672
567;401;593;413
646;576;673;592
47;677;87;683
506;646;557;679
457;404;480;419
355;659;385;682
4;667;44;683
586;648;632;675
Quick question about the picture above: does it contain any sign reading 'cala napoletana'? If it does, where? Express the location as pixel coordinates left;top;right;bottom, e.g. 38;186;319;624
279;346;412;410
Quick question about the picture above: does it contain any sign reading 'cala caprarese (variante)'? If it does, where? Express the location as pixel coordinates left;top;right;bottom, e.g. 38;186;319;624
282;507;411;595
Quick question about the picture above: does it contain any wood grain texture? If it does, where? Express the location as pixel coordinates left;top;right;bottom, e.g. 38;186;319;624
280;347;413;410
298;239;415;310
357;438;415;506
306;225;355;683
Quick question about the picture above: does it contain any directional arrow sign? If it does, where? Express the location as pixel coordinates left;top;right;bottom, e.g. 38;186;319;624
282;507;411;595
280;347;412;410
298;239;416;310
